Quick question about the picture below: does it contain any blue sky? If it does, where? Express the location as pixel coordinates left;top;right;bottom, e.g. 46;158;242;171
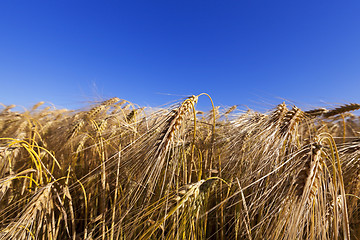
1;1;360;111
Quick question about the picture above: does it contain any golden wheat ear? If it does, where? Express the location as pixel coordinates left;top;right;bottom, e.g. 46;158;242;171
294;143;323;202
323;103;360;117
304;108;328;117
155;95;198;157
280;106;304;134
0;104;16;114
30;101;45;112
68;119;85;140
272;102;288;118
86;97;120;118
224;105;237;115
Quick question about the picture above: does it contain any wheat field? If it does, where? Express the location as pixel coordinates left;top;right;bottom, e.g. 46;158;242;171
1;95;360;239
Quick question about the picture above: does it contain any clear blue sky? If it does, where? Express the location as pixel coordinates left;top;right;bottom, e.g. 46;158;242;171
1;1;360;110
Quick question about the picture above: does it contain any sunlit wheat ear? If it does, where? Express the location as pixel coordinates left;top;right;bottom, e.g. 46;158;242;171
38;106;51;117
97;118;108;135
31;101;45;112
2;183;54;239
0;169;36;202
305;108;329;117
270;102;288;123
68;98;119;139
68;119;85;139
140;178;217;240
0;176;14;202
294;143;323;203
174;180;208;204
126;109;137;122
173;179;216;201
15;120;29;140
134;95;198;203
323;103;360;118
53;109;69;121
0;104;16;114
280;106;304;134
110;100;126;114
75;135;89;154
156;95;198;157
224;105;237;115
126;107;145;123
86;97;120;119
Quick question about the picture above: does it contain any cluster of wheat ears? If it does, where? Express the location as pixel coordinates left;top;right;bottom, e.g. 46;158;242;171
1;94;360;239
